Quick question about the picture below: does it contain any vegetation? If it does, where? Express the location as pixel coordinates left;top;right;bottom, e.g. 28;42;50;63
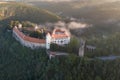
1;25;120;80
0;2;60;24
85;32;120;57
29;30;46;39
21;21;36;28
9;20;20;29
33;0;120;58
0;1;120;80
9;20;46;39
1;24;120;80
50;37;80;54
9;20;36;28
33;1;120;39
0;17;120;80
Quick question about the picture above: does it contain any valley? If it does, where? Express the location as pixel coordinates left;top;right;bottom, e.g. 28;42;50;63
31;0;120;38
0;0;120;80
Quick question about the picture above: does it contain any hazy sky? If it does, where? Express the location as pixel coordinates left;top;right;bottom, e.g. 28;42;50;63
1;0;120;2
39;0;119;1
0;0;74;2
26;0;119;1
28;0;73;1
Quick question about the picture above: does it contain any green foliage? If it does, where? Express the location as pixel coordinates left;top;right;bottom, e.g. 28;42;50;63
50;43;67;52
29;30;46;39
33;1;120;39
1;25;120;80
9;20;20;29
66;37;79;53
21;21;36;27
0;1;117;80
9;21;36;30
85;32;120;57
0;2;60;24
50;37;79;54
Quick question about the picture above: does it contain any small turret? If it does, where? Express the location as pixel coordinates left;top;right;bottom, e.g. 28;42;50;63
34;25;38;31
18;24;22;29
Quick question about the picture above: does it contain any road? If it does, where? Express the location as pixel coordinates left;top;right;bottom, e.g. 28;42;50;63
47;50;120;60
96;56;120;60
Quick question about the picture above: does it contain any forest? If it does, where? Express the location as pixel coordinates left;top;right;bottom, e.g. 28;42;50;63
0;2;60;24
0;1;120;80
0;21;119;80
32;0;120;39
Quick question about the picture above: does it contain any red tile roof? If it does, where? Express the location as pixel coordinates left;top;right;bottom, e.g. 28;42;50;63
55;29;65;33
52;29;69;39
13;27;46;43
52;34;68;39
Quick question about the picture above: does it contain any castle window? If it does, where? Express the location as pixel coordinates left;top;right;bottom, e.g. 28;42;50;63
61;41;63;43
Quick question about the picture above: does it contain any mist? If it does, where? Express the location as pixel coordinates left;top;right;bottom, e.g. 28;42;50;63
45;21;92;30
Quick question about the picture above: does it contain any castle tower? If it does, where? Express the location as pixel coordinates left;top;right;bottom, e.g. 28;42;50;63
46;33;51;49
79;39;85;57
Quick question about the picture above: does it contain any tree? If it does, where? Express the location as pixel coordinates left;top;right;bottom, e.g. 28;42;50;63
9;21;20;29
66;37;80;54
21;21;35;27
29;30;45;39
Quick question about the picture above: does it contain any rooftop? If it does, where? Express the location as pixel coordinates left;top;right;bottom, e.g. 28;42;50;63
51;28;70;39
13;27;46;43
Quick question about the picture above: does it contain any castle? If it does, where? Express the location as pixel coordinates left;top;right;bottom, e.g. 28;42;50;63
13;26;70;49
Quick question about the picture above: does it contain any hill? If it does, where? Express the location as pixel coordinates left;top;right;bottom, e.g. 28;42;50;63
31;1;120;38
1;25;120;79
31;1;120;57
0;2;61;24
1;25;120;80
0;1;120;80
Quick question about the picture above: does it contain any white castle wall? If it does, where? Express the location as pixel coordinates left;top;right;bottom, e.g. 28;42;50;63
46;33;51;49
13;27;70;50
51;37;70;45
13;28;46;49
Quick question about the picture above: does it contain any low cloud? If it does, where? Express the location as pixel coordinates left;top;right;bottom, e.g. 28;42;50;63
67;21;90;29
45;21;92;30
52;21;92;29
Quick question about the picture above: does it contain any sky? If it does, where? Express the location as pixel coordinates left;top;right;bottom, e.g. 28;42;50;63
1;0;120;2
33;0;72;1
2;0;72;1
36;0;120;2
25;0;119;1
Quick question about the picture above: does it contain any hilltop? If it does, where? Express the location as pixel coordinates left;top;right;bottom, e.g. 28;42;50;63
31;0;120;38
0;2;61;24
30;1;120;57
0;1;120;80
